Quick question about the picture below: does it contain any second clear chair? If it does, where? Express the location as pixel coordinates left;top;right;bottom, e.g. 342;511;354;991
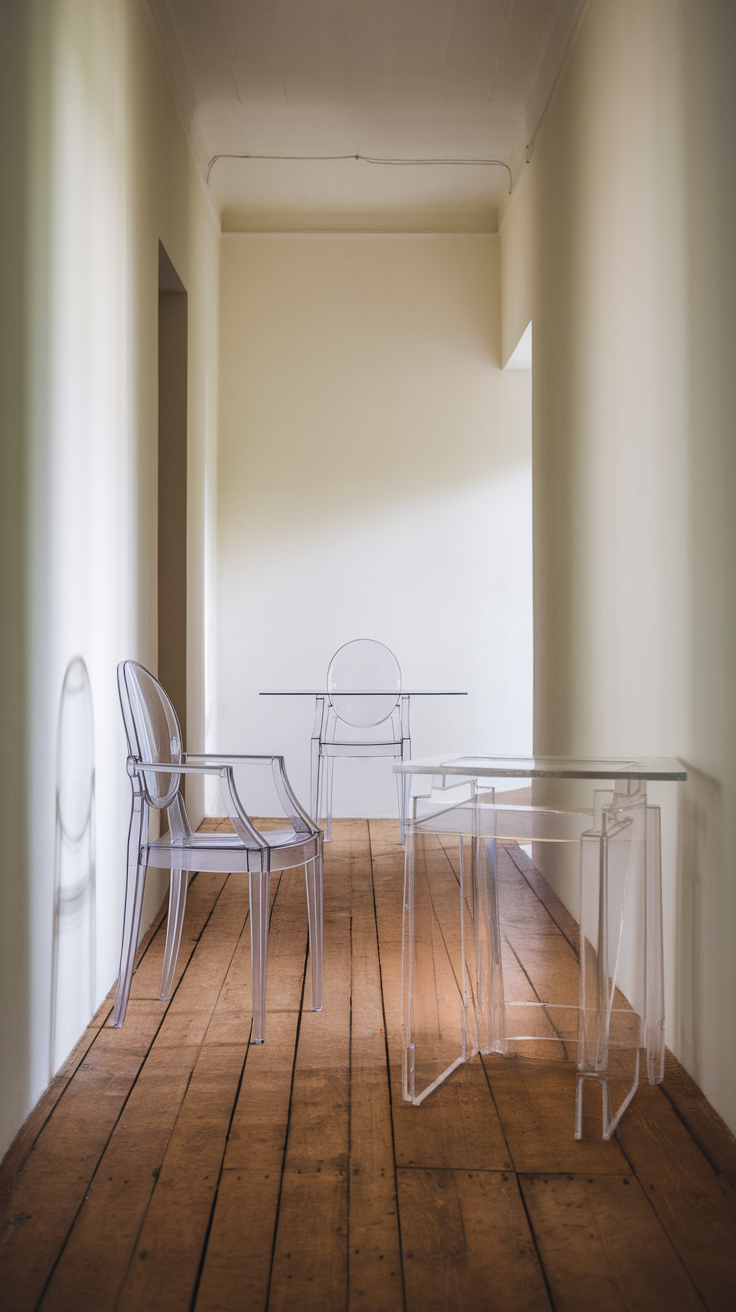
310;639;411;842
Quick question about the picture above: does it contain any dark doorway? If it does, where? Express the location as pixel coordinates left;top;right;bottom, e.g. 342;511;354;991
158;243;188;742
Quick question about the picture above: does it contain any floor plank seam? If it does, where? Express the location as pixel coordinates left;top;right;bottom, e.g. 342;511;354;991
504;935;572;1060
263;926;310;1311
479;1052;515;1168
636;1184;712;1312
610;1119;711;1311
187;873;227;948
436;833;463;892
265;869;283;931
514;1170;557;1310
504;845;579;957
3;1022;103;1187
658;1081;736;1195
368;820;407;1312
347;906;354;1312
189;1028;252;1311
183;859;286;1311
0;958;127;1191
395;1163;558;1173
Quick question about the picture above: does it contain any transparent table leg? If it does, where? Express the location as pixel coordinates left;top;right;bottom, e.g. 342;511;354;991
402;787;505;1105
576;780;661;1139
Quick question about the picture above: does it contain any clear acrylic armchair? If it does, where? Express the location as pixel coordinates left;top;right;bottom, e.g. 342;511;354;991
115;661;322;1043
310;639;411;842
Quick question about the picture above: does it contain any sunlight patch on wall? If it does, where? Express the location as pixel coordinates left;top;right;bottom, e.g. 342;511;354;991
504;321;532;370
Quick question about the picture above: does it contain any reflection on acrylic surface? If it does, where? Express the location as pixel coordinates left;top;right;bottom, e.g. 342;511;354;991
676;763;721;1085
51;656;96;1076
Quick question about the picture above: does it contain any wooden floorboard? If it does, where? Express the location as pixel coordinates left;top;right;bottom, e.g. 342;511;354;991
266;832;351;1312
614;1083;736;1309
0;894;168;1209
519;1173;703;1310
347;821;403;1312
195;868;310;1312
0;872;227;1312
369;821;514;1176
1;818;735;1311
660;1049;736;1192
39;873;244;1312
398;1167;550;1311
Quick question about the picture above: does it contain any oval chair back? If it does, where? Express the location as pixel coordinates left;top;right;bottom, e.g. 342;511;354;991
326;638;402;727
313;639;410;843
119;660;183;811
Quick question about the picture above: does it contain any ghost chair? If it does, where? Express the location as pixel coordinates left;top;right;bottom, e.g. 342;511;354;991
114;660;322;1043
311;638;411;843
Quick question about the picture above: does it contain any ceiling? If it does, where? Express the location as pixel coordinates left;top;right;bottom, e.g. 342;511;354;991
145;0;585;233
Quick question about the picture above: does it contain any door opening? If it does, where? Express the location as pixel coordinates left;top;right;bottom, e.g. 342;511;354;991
157;243;188;742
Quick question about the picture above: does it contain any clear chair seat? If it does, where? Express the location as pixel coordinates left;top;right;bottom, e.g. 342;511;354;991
145;828;320;871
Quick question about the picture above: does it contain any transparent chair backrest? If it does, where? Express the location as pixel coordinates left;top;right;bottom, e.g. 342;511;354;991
58;656;95;848
118;661;182;808
326;639;402;728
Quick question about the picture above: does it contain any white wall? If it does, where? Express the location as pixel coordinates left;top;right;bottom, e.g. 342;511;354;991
215;234;532;818
500;0;736;1132
0;0;218;1158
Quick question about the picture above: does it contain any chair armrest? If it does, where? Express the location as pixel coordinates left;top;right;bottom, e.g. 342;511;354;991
271;756;318;835
181;755;318;839
129;758;285;850
130;756;320;849
184;753;281;766
127;757;230;778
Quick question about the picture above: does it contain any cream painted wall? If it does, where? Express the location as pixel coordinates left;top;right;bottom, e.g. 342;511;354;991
0;0;218;1158
215;235;532;819
500;0;736;1131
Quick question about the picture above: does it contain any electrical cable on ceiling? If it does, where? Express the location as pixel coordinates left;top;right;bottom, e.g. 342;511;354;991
205;153;513;192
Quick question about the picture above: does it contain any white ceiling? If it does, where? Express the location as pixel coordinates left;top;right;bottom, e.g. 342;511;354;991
146;0;585;232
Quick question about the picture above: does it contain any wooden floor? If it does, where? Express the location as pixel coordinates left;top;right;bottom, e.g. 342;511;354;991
2;818;736;1311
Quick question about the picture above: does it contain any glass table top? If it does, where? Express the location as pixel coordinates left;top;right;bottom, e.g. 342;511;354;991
394;753;686;781
259;690;467;696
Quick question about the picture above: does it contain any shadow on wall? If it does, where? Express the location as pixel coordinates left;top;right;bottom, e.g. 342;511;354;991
50;656;96;1078
675;762;721;1087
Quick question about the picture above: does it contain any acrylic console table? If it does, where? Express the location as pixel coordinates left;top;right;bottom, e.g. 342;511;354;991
394;754;686;1139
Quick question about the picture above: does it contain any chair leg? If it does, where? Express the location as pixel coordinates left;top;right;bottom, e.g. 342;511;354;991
395;770;409;845
324;757;335;843
249;868;271;1044
305;853;323;1012
398;735;412;844
113;799;147;1028
159;868;188;999
311;738;322;824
